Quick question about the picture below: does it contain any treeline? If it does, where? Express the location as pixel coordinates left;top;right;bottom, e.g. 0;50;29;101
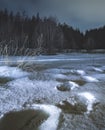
0;9;105;55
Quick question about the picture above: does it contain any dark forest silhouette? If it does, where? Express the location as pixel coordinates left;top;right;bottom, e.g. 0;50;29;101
0;9;105;55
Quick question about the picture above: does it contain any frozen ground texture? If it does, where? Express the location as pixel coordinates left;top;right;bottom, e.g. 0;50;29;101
0;53;105;130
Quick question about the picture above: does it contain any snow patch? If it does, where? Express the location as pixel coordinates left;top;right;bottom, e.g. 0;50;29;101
76;70;85;75
29;104;61;130
68;81;79;90
78;92;96;113
83;76;99;82
54;74;68;80
93;67;103;72
0;77;59;117
0;66;28;78
71;69;85;75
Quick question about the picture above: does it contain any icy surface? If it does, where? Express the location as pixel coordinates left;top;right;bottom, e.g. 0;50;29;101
0;53;105;130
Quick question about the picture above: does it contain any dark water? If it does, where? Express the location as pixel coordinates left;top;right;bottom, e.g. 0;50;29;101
0;53;105;130
0;109;49;130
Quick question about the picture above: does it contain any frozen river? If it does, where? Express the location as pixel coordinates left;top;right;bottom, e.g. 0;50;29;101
0;53;105;130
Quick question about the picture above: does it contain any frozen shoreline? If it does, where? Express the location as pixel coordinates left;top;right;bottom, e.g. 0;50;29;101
0;54;105;130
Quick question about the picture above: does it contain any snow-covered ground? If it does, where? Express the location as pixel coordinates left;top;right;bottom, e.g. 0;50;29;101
0;53;105;130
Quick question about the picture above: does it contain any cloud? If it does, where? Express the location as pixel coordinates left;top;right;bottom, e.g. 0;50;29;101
0;0;105;31
70;0;105;22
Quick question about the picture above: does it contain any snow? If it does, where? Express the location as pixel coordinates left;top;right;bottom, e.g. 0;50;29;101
80;92;95;101
28;104;61;130
0;75;61;129
76;70;85;75
45;68;71;74
92;67;103;72
53;74;68;80
78;92;96;113
0;77;59;117
68;81;79;90
71;69;85;75
82;76;99;82
0;54;105;129
0;66;29;78
0;65;61;130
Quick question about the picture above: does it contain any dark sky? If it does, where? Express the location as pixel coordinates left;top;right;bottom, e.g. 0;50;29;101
0;0;105;32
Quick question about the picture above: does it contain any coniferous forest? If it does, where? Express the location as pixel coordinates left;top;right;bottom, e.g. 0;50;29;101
0;9;105;55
